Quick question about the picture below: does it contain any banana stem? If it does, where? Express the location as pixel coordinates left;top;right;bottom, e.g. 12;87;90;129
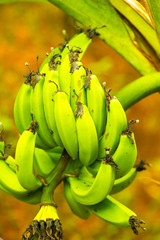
115;72;160;110
41;150;71;204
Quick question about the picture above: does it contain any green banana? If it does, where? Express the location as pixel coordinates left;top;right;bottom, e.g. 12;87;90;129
0;181;42;205
88;131;137;180
113;131;137;179
31;73;57;148
75;104;98;166
98;95;127;159
54;90;78;160
86;74;106;138
14;82;32;134
110;168;137;194
86;195;146;234
68;160;115;205
64;181;90;219
59;30;93;63
15;130;43;191
57;30;93;101
110;159;150;194
14;68;49;149
70;61;87;114
34;147;57;180
42;69;63;146
0;160;30;197
15;187;42;205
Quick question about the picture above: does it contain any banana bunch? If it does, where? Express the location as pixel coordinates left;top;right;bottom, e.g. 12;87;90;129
0;28;148;239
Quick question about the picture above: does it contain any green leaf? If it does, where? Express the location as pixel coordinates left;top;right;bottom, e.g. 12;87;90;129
0;0;46;3
48;0;156;75
147;0;160;43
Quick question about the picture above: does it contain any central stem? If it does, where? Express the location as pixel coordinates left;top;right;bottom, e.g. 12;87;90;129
41;150;71;204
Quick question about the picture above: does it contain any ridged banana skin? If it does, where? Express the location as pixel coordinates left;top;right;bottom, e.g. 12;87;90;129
70;62;87;115
58;54;72;101
86;74;106;138
0;160;30;197
86;195;136;227
14;82;32;134
98;96;127;159
64;181;90;220
68;162;115;205
31;76;57;148
43;70;63;147
76;104;98;166
34;147;57;179
15;130;43;191
54;91;78;160
114;133;137;179
110;168;137;195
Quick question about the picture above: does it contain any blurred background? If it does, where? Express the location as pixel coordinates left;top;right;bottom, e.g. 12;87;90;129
0;2;160;239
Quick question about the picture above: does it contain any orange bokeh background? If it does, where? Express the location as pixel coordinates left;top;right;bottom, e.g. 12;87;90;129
0;2;160;240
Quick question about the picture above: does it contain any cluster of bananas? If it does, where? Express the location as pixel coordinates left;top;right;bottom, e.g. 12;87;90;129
0;29;148;239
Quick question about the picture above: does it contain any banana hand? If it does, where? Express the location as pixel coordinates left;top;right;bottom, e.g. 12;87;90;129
15;130;43;191
68;160;115;205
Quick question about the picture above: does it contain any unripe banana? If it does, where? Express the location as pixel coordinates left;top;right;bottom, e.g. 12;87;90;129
64;181;90;219
98;95;127;159
87;195;146;234
16;187;42;205
70;62;87;115
43;69;63;146
14;82;32;134
68;160;115;205
113;131;137;179
31;74;57;148
57;30;93;101
59;31;92;63
86;195;137;227
15;130;43;191
86;74;106;138
54;90;78;160
0;160;30;197
110;168;137;195
75;104;98;166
